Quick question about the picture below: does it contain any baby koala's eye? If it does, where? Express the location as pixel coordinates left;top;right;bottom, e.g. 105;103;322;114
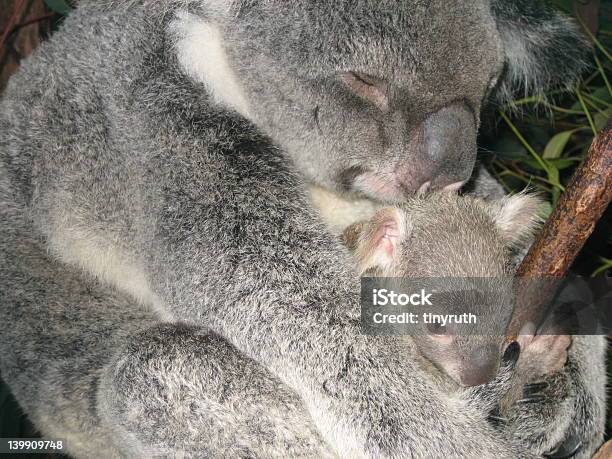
427;321;447;336
426;322;454;344
339;71;389;111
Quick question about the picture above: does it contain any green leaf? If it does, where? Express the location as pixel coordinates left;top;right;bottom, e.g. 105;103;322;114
576;89;598;135
44;0;72;14
547;164;561;188
516;157;548;171
518;157;578;171
551;187;561;209
499;111;551;174
542;130;575;159
592;258;612;277
589;86;612;105
488;137;528;160
539;201;554;219
571;86;611;111
551;158;582;169
593;107;612;132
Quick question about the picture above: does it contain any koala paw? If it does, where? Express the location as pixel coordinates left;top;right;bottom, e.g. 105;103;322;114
487;405;509;428
517;334;571;380
543;433;582;459
515;381;549;405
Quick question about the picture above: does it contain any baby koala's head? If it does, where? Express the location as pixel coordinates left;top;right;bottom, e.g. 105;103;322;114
343;192;543;387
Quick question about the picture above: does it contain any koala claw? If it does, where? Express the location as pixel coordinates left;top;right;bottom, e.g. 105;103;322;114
522;381;549;396
515;381;549;404
543;434;582;459
486;405;509;430
487;413;509;427
502;341;521;365
515;394;546;405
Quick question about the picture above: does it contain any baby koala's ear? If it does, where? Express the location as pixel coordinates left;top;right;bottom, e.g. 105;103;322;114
342;207;409;275
488;193;545;248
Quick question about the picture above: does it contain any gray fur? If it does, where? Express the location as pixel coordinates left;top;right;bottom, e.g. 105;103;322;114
490;0;591;107
338;193;576;392
341;193;528;386
464;165;507;201
0;1;604;458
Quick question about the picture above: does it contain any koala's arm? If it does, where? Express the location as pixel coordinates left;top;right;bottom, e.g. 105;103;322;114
502;336;607;458
100;324;337;458
0;214;519;459
558;336;607;458
131;118;530;458
0;210;331;458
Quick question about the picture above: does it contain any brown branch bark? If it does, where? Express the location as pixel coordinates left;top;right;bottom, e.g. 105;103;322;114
507;121;612;337
517;121;612;278
593;440;612;459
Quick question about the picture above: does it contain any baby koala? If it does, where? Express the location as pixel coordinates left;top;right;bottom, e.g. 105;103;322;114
310;187;570;388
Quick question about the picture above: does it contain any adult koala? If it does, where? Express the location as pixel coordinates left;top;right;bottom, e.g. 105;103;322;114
0;0;605;458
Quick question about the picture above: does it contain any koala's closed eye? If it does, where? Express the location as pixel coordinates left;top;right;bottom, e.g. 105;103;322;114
339;71;389;111
426;321;448;336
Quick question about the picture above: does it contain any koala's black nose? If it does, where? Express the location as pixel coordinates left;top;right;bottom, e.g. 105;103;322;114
460;364;497;387
421;102;477;191
459;345;500;387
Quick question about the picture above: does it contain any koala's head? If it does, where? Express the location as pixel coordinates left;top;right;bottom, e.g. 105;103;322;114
343;192;544;386
170;0;587;201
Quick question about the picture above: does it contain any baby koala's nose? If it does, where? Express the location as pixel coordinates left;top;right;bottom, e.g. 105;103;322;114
460;364;498;387
459;345;501;387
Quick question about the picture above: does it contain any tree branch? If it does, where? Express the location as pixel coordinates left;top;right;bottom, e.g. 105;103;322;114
508;121;611;338
518;120;612;278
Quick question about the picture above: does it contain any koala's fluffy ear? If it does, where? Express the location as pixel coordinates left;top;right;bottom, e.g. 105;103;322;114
488;193;545;248
491;1;590;105
342;207;409;275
